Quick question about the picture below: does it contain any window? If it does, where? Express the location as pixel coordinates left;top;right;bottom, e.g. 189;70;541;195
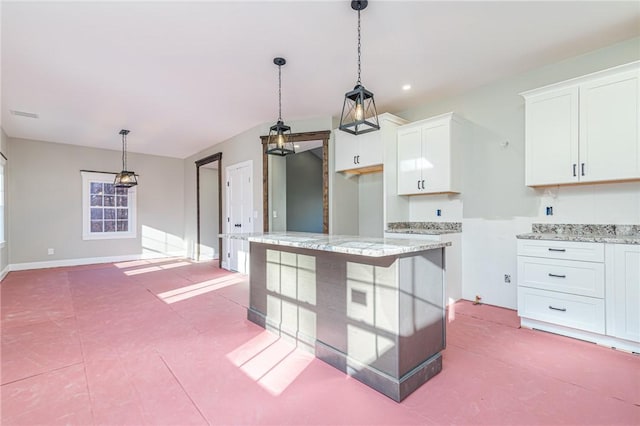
82;171;136;240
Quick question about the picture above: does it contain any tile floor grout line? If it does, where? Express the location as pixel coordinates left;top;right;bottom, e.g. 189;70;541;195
1;361;85;386
157;352;211;426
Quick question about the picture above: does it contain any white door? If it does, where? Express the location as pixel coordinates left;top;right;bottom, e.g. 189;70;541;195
421;120;451;193
334;130;360;172
226;161;253;273
397;127;423;195
524;87;579;186
579;70;640;182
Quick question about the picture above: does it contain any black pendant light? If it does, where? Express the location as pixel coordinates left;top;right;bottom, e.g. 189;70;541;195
266;57;295;156
114;129;138;188
339;0;380;135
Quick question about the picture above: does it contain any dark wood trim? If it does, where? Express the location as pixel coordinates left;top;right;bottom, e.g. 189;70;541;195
195;152;222;267
261;130;331;234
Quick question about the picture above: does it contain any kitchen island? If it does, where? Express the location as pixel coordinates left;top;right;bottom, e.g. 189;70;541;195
228;232;450;401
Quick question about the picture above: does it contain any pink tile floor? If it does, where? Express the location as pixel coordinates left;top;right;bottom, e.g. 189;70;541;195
1;259;638;425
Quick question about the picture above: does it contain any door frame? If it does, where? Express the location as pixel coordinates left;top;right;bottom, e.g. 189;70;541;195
195;152;222;266
260;130;331;233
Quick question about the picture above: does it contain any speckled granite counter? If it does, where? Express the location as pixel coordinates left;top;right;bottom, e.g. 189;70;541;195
223;231;450;257
386;221;462;235
516;224;640;245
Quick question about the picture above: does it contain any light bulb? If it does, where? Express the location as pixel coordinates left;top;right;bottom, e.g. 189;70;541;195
277;133;284;148
354;102;364;121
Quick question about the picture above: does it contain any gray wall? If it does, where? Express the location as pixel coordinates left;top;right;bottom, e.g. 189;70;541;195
358;173;384;237
286;150;323;233
199;166;219;258
7;137;185;264
0;128;8;274
183;116;333;259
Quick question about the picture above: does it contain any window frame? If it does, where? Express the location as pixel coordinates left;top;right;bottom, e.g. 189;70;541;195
81;171;137;240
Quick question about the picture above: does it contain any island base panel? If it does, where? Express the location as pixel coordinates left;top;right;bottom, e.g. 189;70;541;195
316;340;443;402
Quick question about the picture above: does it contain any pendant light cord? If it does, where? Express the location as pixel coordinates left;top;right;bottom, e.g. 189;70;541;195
122;132;127;171
278;64;283;121
357;8;361;85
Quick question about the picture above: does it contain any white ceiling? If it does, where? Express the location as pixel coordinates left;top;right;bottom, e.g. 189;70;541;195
2;1;639;159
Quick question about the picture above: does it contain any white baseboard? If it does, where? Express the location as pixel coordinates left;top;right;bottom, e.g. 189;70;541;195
0;265;10;281
8;251;185;273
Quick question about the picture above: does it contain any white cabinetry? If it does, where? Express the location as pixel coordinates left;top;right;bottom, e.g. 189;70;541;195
522;61;640;187
605;244;640;345
518;239;639;352
396;113;467;195
517;240;605;334
334;113;406;173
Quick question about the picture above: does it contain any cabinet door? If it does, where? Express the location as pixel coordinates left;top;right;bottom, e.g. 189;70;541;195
579;70;640;182
421;120;452;193
397;127;423;195
356;131;383;169
607;244;640;343
334;130;360;172
524;87;579;186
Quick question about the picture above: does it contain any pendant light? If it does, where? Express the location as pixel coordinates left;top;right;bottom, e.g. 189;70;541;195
339;0;380;135
266;57;295;156
114;129;138;188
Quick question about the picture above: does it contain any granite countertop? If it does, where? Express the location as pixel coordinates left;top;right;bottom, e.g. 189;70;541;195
386;221;462;235
516;224;640;245
220;232;450;257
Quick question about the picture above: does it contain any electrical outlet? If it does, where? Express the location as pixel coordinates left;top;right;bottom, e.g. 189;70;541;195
47;248;54;255
436;209;442;217
273;210;278;218
504;274;511;283
545;206;553;216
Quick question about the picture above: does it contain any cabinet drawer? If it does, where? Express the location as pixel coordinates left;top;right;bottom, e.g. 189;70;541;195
517;287;605;334
517;256;604;298
517;239;604;262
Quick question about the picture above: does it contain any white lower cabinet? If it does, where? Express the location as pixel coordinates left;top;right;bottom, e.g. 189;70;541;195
517;239;639;353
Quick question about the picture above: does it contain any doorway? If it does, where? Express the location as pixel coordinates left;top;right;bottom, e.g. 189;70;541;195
261;130;331;233
195;152;222;266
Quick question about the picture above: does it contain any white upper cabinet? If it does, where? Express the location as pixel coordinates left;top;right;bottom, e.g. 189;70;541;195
522;62;640;187
334;113;404;173
397;112;466;195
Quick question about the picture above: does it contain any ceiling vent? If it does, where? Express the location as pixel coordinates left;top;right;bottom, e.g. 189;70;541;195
10;110;39;119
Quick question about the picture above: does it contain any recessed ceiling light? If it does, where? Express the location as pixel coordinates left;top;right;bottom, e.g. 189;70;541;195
402;84;412;91
10;110;39;119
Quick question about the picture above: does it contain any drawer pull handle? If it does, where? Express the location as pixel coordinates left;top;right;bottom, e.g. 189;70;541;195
548;273;566;278
548;305;567;312
548;248;566;252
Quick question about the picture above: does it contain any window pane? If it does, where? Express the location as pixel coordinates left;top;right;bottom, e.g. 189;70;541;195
104;183;115;195
90;208;103;220
91;221;103;232
104;208;115;220
116;187;128;196
90;195;103;207
117;221;128;232
117;208;128;220
116;196;128;207
90;182;103;195
104;196;115;207
104;221;116;232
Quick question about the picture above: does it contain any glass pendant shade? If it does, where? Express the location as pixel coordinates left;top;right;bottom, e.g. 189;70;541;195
266;120;295;156
339;84;380;135
114;129;138;188
114;170;137;187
